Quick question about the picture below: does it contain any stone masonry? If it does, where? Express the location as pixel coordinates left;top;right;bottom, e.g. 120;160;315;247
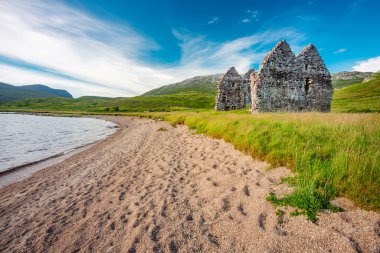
242;69;255;107
215;67;244;111
250;41;332;112
297;44;333;111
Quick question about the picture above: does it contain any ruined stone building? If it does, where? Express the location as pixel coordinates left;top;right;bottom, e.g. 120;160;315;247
215;67;244;111
215;41;332;112
251;41;333;112
242;69;255;106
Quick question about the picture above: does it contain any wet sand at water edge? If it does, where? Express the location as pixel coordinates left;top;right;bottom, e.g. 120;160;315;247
0;116;379;252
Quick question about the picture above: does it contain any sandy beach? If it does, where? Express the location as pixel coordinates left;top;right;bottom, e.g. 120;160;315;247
0;116;379;253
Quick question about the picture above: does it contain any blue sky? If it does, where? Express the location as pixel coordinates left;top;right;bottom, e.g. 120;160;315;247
0;0;379;97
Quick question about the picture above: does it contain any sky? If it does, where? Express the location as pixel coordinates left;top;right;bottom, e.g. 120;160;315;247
0;0;379;97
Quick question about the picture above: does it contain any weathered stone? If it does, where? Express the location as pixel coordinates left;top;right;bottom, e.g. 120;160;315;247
242;69;255;107
250;41;332;112
297;44;333;112
215;67;244;111
251;41;304;112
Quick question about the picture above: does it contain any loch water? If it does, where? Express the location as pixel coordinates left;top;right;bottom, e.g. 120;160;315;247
0;113;117;173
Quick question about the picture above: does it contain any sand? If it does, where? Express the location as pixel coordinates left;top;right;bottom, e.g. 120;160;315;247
0;116;379;253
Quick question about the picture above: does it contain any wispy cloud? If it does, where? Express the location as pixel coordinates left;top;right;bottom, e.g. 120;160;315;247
0;0;305;97
352;56;380;72
334;48;347;54
207;17;219;25
243;10;260;23
0;0;166;97
172;28;305;74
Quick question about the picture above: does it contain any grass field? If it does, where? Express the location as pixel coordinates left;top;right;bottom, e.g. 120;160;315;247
128;111;380;221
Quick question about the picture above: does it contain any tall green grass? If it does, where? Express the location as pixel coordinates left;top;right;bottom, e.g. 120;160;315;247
136;111;380;220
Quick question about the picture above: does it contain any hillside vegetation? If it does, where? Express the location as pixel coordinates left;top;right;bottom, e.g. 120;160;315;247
331;71;373;89
143;74;222;96
332;73;380;112
0;82;73;103
133;111;380;220
21;84;73;98
0;92;214;112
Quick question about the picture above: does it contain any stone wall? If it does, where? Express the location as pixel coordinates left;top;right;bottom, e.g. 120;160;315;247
215;67;244;111
251;41;332;112
251;41;305;112
242;69;254;107
297;44;333;112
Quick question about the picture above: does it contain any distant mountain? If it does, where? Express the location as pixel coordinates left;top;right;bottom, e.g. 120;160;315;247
143;74;224;96
21;84;73;98
332;71;373;89
0;82;73;103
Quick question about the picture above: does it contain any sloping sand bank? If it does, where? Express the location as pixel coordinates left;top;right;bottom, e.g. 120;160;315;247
0;116;379;252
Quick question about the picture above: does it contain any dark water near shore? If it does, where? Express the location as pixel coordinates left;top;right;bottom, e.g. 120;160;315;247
0;113;117;173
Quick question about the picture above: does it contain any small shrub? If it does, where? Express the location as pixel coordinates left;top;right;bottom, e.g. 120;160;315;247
275;209;285;217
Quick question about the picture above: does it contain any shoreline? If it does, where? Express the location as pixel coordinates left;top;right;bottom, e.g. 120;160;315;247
0;116;379;252
0;113;121;188
0;141;98;188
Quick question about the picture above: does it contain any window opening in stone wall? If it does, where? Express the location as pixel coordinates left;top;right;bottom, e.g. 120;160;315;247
305;64;308;70
305;78;312;93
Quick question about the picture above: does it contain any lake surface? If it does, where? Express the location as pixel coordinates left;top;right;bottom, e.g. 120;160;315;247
0;113;117;173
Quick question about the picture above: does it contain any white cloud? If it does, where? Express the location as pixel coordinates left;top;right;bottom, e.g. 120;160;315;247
0;0;305;97
334;48;347;54
243;10;260;23
249;10;259;18
207;17;219;25
0;0;169;97
171;28;305;74
352;56;380;72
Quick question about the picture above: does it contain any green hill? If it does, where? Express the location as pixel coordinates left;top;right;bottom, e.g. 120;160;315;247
332;73;380;112
0;91;215;112
143;74;223;96
21;84;73;98
0;82;73;103
0;82;57;103
331;71;373;89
